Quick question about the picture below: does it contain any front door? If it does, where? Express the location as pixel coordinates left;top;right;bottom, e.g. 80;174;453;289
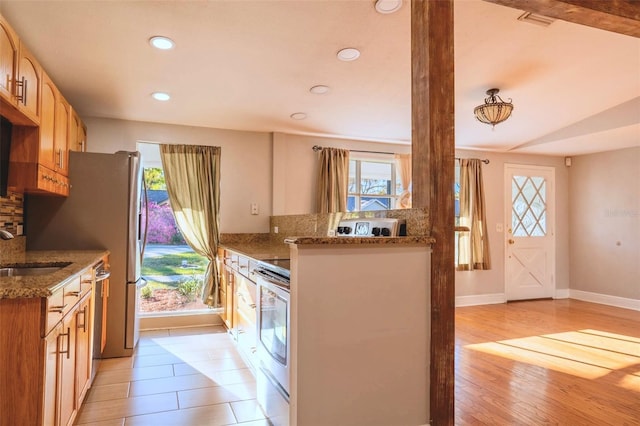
504;164;556;301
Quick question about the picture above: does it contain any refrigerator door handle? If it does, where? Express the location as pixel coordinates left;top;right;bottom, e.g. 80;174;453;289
140;174;149;262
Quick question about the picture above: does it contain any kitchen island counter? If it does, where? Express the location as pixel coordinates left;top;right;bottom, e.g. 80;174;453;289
220;241;290;261
0;249;109;299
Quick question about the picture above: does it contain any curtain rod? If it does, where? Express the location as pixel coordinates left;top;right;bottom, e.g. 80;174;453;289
312;145;396;156
312;145;489;164
456;157;490;164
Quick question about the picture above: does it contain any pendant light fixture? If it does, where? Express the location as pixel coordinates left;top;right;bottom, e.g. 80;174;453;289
474;88;513;127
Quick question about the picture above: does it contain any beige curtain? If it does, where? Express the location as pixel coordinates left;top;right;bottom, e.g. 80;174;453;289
316;148;349;213
457;159;491;270
395;153;412;208
159;144;221;306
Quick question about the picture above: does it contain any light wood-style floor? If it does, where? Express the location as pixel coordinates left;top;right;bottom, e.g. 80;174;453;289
455;299;640;425
75;326;267;425
76;300;639;425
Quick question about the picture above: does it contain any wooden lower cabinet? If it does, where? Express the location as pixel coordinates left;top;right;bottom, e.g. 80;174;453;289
0;267;95;426
58;306;77;426
42;322;62;426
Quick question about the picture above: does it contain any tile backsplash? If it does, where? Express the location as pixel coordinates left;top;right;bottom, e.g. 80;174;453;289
0;191;23;235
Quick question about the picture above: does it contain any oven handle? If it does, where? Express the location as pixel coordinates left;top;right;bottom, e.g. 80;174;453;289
254;268;290;290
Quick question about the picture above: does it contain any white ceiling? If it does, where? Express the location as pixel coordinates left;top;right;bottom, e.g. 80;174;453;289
1;0;638;156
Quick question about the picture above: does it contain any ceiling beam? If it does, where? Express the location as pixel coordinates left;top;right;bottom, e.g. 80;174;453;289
482;0;640;38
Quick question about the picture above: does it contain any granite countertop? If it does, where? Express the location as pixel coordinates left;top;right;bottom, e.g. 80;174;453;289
284;236;436;245
221;241;290;260
0;250;109;299
221;236;435;259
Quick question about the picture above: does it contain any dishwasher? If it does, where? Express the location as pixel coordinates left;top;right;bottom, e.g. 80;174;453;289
91;261;111;381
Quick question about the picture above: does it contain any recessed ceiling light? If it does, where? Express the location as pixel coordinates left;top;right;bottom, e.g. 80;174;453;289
152;92;171;101
310;85;330;95
290;112;307;120
149;36;175;50
337;48;360;62
375;0;403;14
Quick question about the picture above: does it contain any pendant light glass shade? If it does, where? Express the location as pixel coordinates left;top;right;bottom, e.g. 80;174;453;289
474;88;513;127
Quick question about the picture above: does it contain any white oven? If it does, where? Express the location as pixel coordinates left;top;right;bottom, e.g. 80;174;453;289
255;267;290;426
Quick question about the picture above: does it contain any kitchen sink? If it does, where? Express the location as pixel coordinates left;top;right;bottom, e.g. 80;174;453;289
0;262;71;277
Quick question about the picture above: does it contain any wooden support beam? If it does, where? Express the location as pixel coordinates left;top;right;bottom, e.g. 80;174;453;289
411;0;455;424
483;0;640;38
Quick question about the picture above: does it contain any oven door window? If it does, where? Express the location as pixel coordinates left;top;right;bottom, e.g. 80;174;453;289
259;285;288;365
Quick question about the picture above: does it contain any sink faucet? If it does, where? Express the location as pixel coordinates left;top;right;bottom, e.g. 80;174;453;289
0;230;15;240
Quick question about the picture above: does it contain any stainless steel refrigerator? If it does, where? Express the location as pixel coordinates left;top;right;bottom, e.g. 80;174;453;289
26;151;146;358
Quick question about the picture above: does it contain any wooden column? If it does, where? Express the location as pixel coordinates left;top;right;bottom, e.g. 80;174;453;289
411;0;455;425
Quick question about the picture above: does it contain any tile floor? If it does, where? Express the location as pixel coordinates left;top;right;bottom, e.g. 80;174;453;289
75;326;269;426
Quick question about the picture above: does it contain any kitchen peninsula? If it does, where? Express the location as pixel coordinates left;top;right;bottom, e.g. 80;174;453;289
221;210;434;426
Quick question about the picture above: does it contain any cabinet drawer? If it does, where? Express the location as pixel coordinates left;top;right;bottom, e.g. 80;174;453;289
63;275;82;304
79;268;93;298
45;287;65;335
237;256;250;277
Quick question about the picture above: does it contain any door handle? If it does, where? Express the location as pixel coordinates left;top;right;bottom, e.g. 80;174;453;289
508;239;515;245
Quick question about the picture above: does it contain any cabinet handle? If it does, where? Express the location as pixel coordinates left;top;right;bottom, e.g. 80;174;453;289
49;304;68;313
250;303;256;309
15;76;26;104
77;307;88;332
67;291;81;298
59;327;71;359
58;149;64;170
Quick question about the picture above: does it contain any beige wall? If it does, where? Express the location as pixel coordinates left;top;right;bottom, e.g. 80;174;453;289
272;132;410;215
569;146;640;300
83;117;582;302
454;150;570;300
84;117;272;233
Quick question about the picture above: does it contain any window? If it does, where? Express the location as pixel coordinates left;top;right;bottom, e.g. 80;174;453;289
140;166;209;315
347;157;399;212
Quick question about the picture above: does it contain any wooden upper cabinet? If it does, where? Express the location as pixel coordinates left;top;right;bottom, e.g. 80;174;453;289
0;15;18;103
69;108;87;152
2;12;77;195
40;72;57;171
16;42;41;124
54;92;70;176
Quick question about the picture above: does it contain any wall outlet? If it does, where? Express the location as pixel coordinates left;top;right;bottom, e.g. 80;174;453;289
250;203;259;215
274;226;279;234
496;223;503;233
17;224;23;235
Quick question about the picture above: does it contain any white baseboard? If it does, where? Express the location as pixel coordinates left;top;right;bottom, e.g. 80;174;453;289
455;289;638;311
456;293;505;307
140;310;223;330
569;290;640;311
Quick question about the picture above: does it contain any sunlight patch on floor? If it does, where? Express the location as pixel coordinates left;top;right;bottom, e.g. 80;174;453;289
466;329;640;386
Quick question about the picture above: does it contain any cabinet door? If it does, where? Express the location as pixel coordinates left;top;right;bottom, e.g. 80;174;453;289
225;267;235;330
75;294;92;407
54;93;70;176
40;73;57;171
69;109;85;152
16;42;41;123
43;323;62;426
58;309;77;426
0;16;18;103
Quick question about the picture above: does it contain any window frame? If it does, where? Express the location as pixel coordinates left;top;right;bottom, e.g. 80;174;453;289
347;155;399;212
